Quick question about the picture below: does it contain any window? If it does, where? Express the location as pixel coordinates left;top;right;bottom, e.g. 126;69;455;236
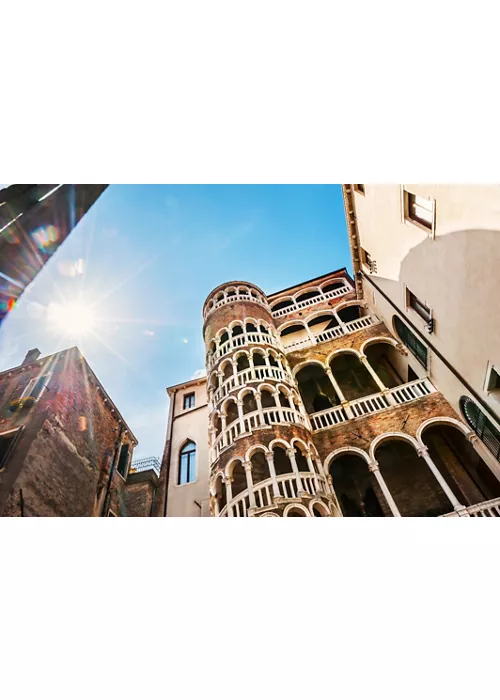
20;373;51;400
0;429;22;471
179;440;196;485
353;184;365;195
406;288;432;323
116;443;130;478
460;396;500;461
485;364;500;400
394;316;428;368
183;392;195;410
361;248;377;273
403;188;435;234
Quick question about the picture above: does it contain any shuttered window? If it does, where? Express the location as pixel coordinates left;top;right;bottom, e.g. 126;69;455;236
460;396;500;461
393;316;428;367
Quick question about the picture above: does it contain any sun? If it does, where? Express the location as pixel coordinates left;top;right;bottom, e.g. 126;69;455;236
47;300;96;338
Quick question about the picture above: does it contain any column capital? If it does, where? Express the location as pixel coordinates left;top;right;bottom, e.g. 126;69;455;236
368;460;379;473
265;452;274;463
243;460;252;471
286;448;296;458
417;446;429;458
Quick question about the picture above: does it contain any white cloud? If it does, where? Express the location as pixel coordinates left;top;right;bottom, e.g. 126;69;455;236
182;338;189;344
191;369;206;379
143;330;155;336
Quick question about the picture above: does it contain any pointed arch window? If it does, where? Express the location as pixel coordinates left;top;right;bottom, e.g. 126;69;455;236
179;440;197;485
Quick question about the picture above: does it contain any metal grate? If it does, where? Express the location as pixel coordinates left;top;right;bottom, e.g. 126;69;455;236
460;396;500;461
394;316;428;367
130;456;161;476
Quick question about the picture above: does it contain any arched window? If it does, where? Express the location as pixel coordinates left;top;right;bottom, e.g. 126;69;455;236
179;441;196;485
393;316;428;367
460;396;500;461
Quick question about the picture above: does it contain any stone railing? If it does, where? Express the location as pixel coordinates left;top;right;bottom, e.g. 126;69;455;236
442;497;500;517
271;284;352;319
204;291;269;320
212;365;293;403
282;314;379;353
207;332;282;370
218;472;329;517
211;406;307;463
310;378;435;431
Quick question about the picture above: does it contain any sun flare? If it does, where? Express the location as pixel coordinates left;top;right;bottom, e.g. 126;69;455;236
47;300;96;338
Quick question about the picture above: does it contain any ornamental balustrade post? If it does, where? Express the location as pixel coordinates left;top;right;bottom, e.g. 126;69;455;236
265;453;281;498
243;460;257;508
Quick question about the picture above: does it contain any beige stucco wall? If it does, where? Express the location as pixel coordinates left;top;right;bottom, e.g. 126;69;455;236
166;380;210;517
353;184;500;427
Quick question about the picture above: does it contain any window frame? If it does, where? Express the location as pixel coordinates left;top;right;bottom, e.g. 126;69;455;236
0;427;23;472
116;443;131;480
401;186;436;238
460;396;500;462
20;372;52;401
183;392;195;410
353;184;365;195
393;315;429;369
178;440;197;485
405;287;432;324
484;362;500;401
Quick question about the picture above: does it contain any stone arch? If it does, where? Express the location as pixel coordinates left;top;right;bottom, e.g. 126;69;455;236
320;278;348;293
230;459;248;499
245;444;270;462
292;359;328;377
362;338;406;389
295;361;340;413
270;296;294;312
283;503;310;517
416;416;472;445
324;446;371;471
220;359;235;382
293;285;321;302
328;447;386;517
213;473;227;513
309;499;330;516
252;349;267;366
329;349;379;401
235;350;250;372
222;397;239;426
369;431;420;462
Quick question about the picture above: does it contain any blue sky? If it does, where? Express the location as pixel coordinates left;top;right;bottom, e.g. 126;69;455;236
0;185;351;459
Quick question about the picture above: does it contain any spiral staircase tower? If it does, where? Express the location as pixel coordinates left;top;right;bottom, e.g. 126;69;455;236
204;281;339;517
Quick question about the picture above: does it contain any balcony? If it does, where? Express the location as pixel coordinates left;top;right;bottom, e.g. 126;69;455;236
130;456;161;476
212;406;306;463
212;365;293;403
309;378;435;431
272;284;352;319
442;497;500;517
208;331;282;369
218;472;330;516
282;314;379;353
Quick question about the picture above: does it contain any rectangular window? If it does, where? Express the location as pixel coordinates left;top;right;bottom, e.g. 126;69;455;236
183;392;195;410
406;288;432;323
353;184;365;195
361;248;376;273
403;189;435;234
21;373;51;400
116;443;130;478
485;364;500;399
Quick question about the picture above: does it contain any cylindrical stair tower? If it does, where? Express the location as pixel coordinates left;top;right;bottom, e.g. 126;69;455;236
203;281;339;517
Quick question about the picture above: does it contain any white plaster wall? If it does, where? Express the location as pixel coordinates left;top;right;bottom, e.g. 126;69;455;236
355;185;500;422
167;381;210;517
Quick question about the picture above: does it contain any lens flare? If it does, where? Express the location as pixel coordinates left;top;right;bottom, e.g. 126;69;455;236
31;225;60;253
48;300;96;337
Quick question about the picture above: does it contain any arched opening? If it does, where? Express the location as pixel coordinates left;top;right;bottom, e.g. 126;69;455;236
330;454;387;517
225;400;239;426
221;362;234;382
422;423;500;505
294;445;309;472
179;440;196;485
242;392;257;414
236;354;250;372
278;390;291;408
208;340;216;354
246;322;258;333
259;324;270;335
238;288;249;297
253;351;266;367
312;503;328;516
286;507;307;517
232;325;244;337
329;353;379;401
296;289;320;303
209;373;218;391
214;415;222;436
272;298;293;312
307;313;340;336
296;364;339;414
215;292;224;303
250;451;271;485
280;323;309;348
220;331;229;345
273;446;293;476
364;342;404;389
214;476;226;512
227;290;236;299
231;461;247;499
375;439;451;517
322;280;345;293
268;353;279;367
338;304;363;323
260;390;275;409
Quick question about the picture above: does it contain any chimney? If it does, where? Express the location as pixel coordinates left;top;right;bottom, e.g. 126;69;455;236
21;348;41;366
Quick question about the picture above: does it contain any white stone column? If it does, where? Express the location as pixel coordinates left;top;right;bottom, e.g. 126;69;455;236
212;494;219;517
286;448;304;494
368;461;401;517
304;324;317;346
265;453;281;498
237;399;246;434
417;446;464;511
359;354;388;393
325;367;355;419
243;460;256;508
249;353;256;380
305;451;321;491
226;478;233;517
255;392;266;426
